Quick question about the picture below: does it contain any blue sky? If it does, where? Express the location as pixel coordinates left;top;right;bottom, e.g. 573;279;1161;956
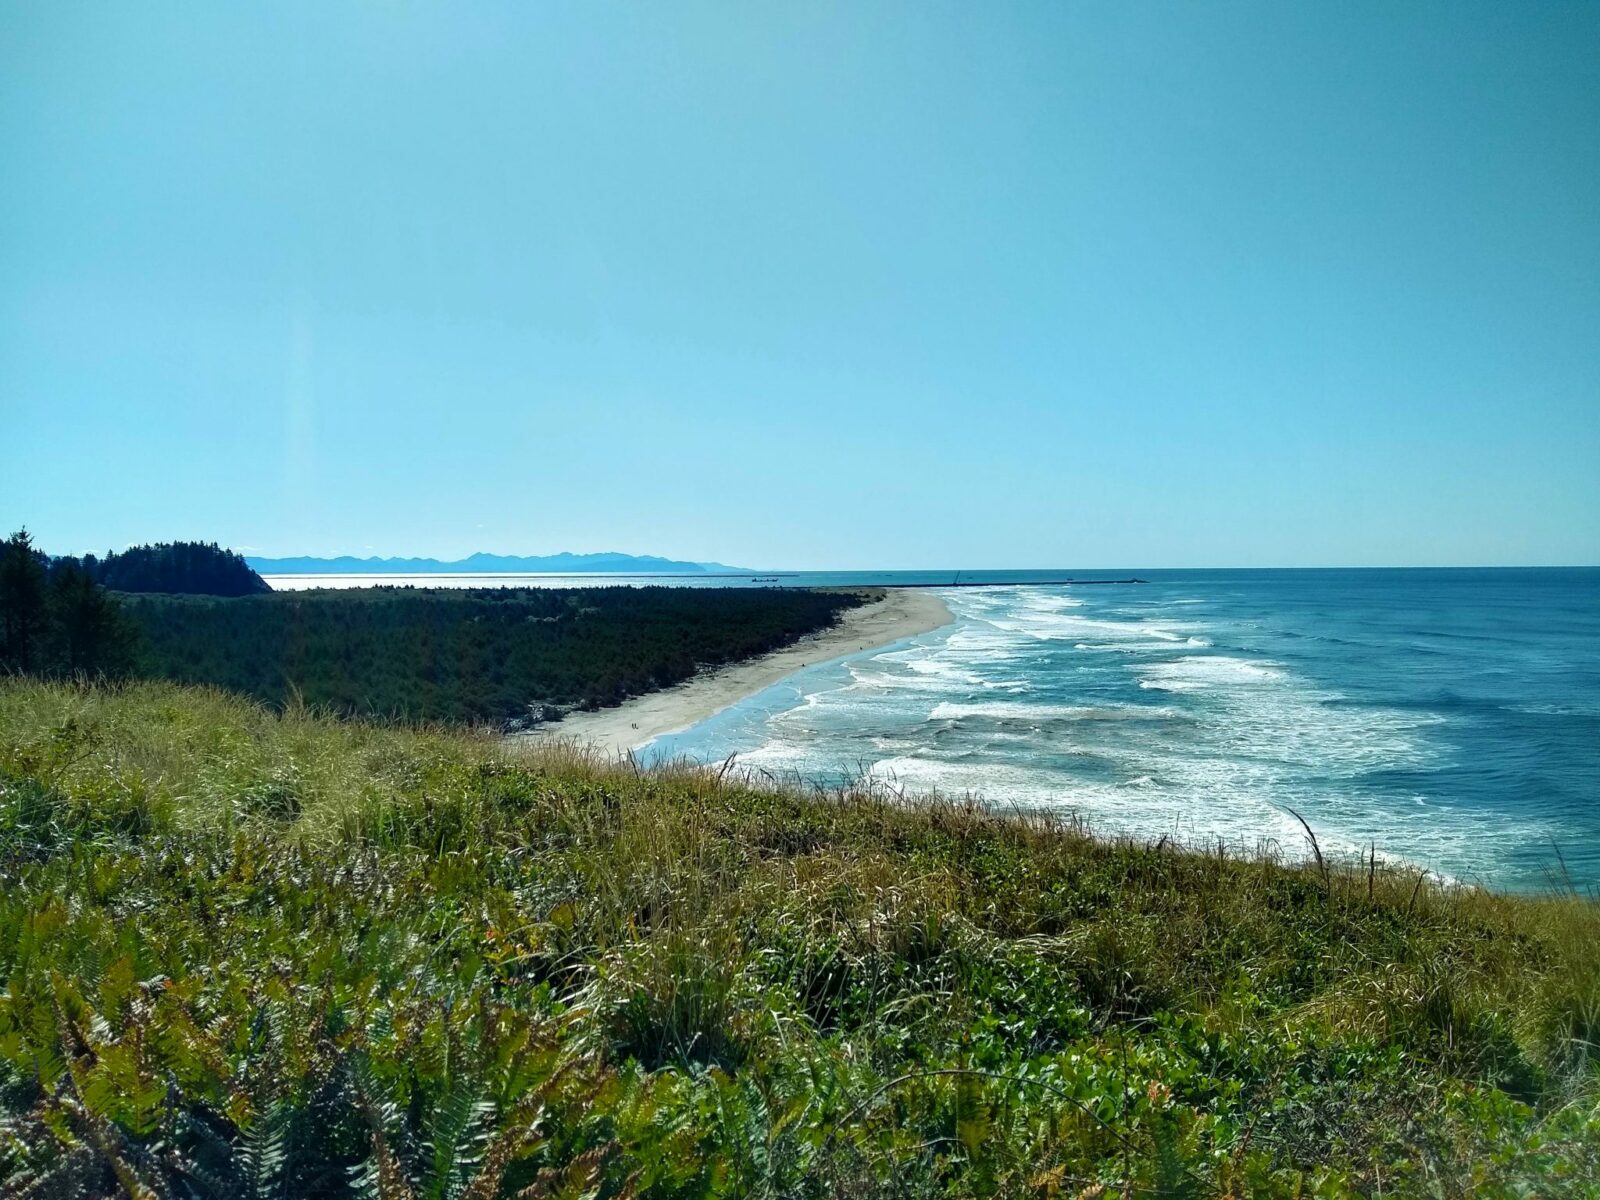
3;2;1597;568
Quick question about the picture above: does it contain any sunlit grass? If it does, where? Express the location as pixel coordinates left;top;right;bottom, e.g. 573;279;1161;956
2;677;1596;1197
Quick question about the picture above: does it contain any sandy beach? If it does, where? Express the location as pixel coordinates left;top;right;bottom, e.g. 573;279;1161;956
516;588;952;757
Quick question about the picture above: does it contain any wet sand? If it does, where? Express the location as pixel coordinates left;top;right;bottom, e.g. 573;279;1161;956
514;588;952;757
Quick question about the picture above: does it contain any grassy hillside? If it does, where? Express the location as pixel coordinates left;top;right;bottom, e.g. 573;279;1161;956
120;586;865;725
1;679;1597;1197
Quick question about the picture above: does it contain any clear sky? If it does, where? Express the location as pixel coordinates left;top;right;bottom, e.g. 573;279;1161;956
3;2;1597;568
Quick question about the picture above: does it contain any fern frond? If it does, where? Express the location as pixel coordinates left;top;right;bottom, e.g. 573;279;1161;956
239;1098;291;1200
349;1052;418;1200
423;1076;493;1200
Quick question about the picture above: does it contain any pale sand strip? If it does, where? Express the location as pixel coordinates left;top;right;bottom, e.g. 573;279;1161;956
513;588;953;758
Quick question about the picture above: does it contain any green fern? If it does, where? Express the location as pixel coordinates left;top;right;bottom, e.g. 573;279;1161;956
422;1077;494;1200
238;1099;291;1200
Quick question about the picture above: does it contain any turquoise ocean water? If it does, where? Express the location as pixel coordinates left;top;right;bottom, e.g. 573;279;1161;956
268;568;1600;891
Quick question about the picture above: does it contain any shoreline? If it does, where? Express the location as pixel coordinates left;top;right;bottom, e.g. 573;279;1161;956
515;588;953;757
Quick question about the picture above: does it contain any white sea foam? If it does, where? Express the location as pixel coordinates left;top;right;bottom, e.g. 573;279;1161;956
649;581;1569;886
1019;592;1086;612
1136;656;1283;692
987;613;1183;643
930;701;1176;722
1072;642;1172;654
1506;701;1600;717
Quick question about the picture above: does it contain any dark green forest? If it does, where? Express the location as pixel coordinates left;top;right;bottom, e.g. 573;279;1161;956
54;539;269;596
3;529;861;724
0;531;134;678
121;586;863;723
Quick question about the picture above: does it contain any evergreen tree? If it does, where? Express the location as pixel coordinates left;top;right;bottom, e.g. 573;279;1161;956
50;560;135;675
0;528;50;672
47;540;270;596
88;540;270;595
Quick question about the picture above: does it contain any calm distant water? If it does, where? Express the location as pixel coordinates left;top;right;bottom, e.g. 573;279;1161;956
266;568;1600;891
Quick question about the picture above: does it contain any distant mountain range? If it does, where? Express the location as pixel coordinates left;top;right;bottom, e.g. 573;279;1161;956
245;551;750;575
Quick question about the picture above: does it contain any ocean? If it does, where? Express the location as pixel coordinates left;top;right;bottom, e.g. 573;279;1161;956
266;568;1600;891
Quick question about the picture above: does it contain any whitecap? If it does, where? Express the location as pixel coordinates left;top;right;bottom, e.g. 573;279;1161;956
1136;656;1284;691
930;701;1177;723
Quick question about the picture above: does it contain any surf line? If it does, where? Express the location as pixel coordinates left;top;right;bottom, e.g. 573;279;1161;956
901;577;1148;589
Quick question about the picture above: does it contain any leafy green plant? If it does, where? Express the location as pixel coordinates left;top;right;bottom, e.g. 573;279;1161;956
1;677;1596;1197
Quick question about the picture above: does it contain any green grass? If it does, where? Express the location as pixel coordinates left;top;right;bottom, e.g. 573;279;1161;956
2;678;1597;1198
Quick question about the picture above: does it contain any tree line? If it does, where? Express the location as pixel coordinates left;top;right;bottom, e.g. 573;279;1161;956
0;530;135;676
1;531;268;677
121;585;861;724
53;539;270;596
2;527;861;725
